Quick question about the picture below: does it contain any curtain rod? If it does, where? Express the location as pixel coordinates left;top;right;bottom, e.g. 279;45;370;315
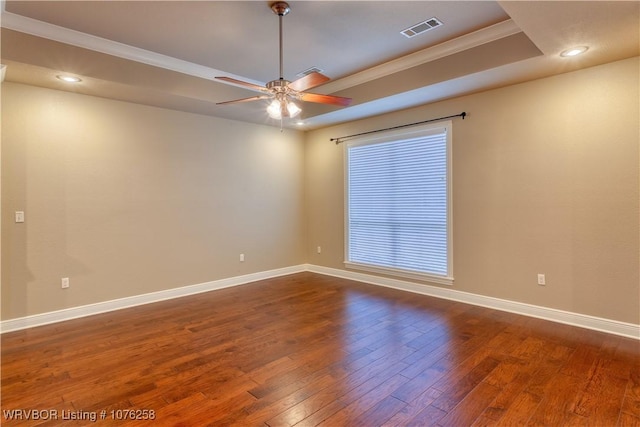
331;112;466;144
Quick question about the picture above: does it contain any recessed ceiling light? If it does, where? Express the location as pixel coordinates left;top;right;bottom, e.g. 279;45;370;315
56;75;82;83
560;46;589;57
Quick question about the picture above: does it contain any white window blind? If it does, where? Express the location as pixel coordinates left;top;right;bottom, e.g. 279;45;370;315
345;122;453;284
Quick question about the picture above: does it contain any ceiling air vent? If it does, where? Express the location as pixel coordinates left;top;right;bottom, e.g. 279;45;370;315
296;66;324;78
401;17;443;38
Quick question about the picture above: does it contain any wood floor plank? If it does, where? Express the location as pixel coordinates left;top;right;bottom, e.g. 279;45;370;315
431;355;502;413
528;373;589;426
265;377;348;426
622;368;640;419
405;403;447;426
573;357;628;419
619;412;640;427
238;373;339;426
437;381;502;427
381;388;442;427
490;390;541;426
479;358;539;422
317;373;410;426
2;272;637;426
391;361;446;403
355;395;407;427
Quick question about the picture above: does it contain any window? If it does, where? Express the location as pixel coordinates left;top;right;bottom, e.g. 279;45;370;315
344;122;453;285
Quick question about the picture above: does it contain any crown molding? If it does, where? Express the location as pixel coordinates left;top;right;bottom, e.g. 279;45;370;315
0;10;262;86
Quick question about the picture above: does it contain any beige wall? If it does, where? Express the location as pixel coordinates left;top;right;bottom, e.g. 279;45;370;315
1;83;306;319
305;57;640;324
2;57;639;326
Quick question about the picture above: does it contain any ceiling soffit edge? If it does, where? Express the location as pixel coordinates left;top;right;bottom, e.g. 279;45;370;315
320;19;521;94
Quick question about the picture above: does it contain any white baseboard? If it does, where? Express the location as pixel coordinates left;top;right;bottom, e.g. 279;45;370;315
306;264;640;340
2;263;638;340
0;265;306;333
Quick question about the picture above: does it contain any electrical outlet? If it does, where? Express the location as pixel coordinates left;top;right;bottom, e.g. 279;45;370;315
15;211;25;223
317;246;322;254
61;277;70;289
239;253;245;262
537;274;546;286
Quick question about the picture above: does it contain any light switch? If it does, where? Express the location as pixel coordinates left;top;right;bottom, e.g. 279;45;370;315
15;211;25;223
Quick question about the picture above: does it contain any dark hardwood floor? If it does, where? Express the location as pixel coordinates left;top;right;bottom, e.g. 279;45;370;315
2;272;639;426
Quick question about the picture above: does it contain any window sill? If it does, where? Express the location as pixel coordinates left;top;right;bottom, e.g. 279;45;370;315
344;261;454;286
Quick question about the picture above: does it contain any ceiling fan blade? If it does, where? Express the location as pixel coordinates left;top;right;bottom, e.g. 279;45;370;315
216;95;271;105
215;76;267;92
288;72;330;92
299;92;352;107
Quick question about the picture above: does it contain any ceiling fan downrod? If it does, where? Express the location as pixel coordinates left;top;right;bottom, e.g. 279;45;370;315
270;2;290;81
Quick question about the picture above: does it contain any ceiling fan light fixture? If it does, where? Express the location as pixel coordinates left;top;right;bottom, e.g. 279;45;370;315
267;98;301;119
287;101;301;118
267;99;283;119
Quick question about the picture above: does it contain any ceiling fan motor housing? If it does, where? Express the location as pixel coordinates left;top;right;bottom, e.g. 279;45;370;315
270;2;290;16
267;79;292;92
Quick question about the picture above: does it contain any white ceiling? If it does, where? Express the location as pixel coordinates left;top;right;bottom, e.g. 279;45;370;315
1;1;638;130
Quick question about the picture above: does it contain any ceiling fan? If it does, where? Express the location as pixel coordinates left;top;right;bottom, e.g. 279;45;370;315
215;1;352;120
